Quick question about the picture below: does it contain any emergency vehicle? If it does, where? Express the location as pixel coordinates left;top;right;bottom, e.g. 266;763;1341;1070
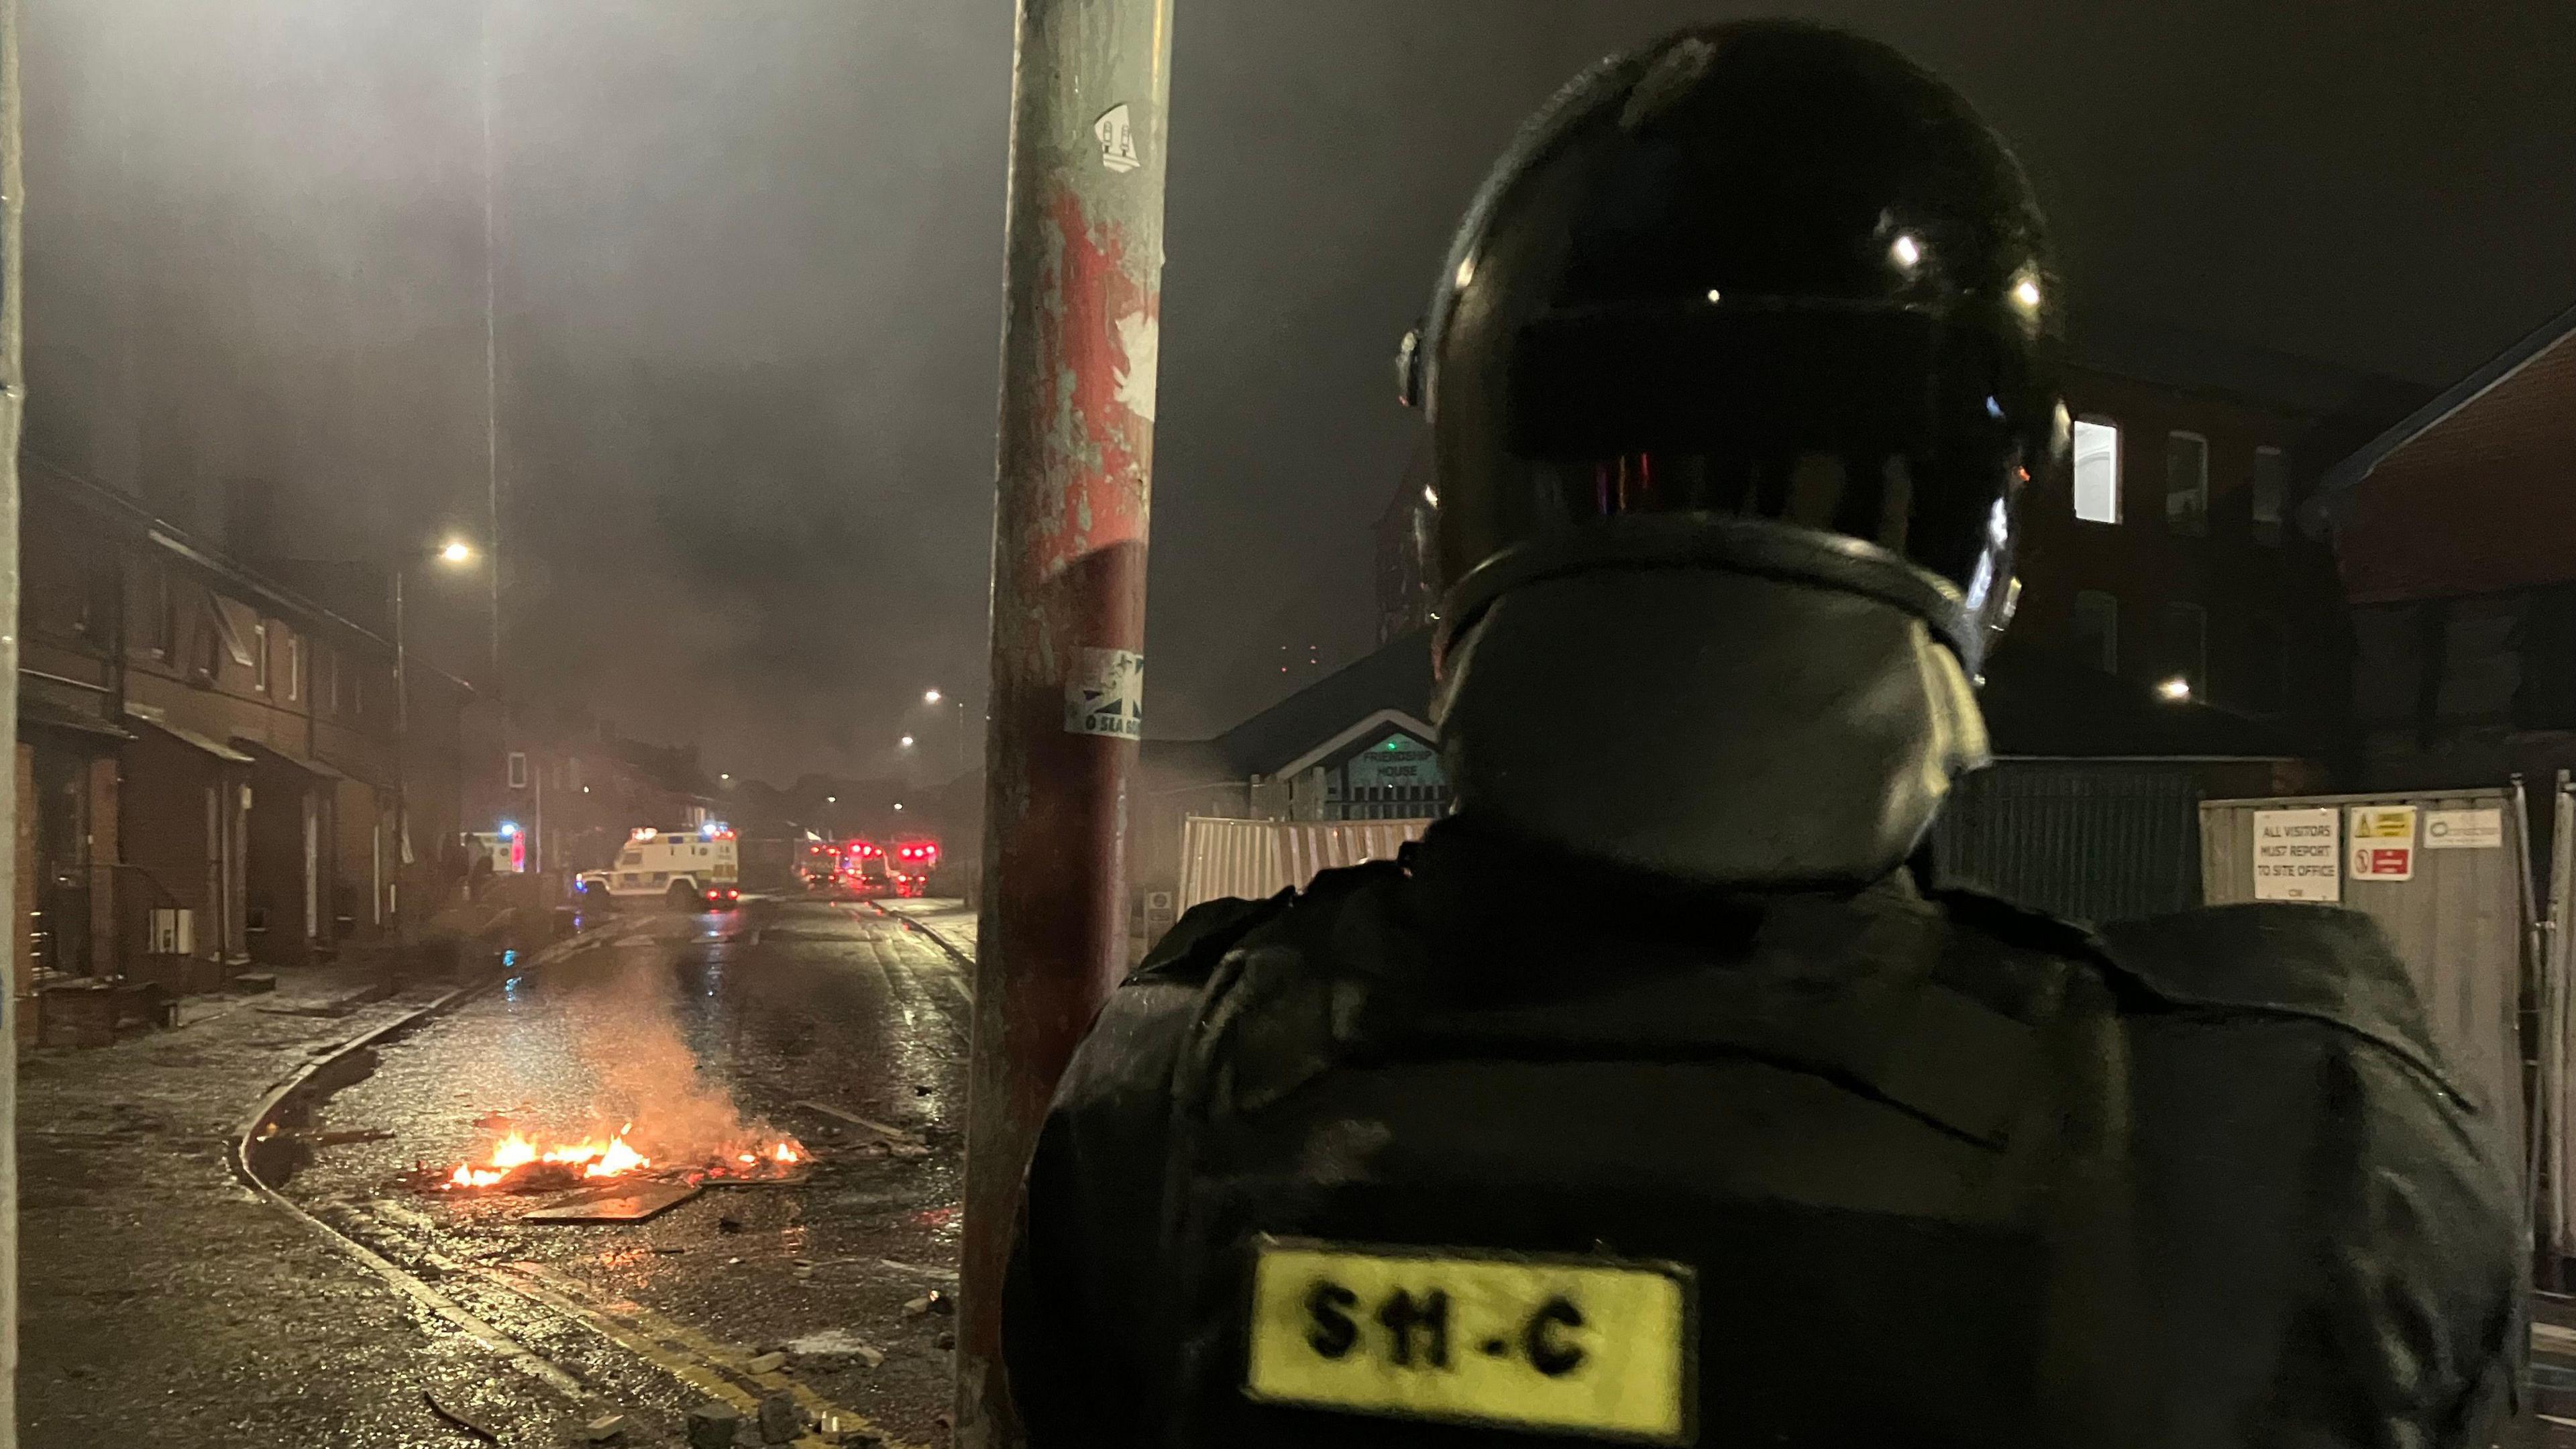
886;839;940;897
577;824;742;910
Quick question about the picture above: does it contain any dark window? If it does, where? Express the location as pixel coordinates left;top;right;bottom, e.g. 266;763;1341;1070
2162;602;2208;698
27;539;102;640
2072;590;2119;674
2514;586;2576;729
2165;433;2208;536
144;565;174;657
2238;614;2287;716
2251;446;2287;545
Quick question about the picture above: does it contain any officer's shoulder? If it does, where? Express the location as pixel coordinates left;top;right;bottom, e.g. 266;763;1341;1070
1127;859;1407;987
2092;900;2461;1099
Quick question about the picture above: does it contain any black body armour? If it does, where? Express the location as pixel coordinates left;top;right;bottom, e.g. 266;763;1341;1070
1004;822;2522;1449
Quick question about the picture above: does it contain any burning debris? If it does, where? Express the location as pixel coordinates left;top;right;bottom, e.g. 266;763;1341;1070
437;1125;804;1193
427;949;808;1200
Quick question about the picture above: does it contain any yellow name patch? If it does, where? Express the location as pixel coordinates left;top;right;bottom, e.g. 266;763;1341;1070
1244;1238;1695;1443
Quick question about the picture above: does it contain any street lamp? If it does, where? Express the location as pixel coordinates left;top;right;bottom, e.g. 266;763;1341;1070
922;687;969;773
894;802;904;812
392;537;486;924
900;735;916;749
2157;676;2193;703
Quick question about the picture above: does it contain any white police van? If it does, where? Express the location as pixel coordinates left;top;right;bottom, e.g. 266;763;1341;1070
578;825;742;910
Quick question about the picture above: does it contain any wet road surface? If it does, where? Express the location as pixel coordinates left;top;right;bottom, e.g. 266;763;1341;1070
19;956;535;1448
270;896;973;1446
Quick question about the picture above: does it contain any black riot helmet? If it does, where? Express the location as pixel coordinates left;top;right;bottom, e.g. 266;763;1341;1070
1403;20;2067;680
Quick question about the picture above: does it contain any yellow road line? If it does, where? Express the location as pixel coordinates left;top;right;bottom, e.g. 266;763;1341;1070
476;1258;914;1449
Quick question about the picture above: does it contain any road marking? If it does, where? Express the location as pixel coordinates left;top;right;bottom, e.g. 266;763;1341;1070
793;1098;924;1145
484;1259;912;1449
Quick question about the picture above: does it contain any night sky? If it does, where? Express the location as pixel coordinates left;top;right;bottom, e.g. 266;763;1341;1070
21;1;2575;781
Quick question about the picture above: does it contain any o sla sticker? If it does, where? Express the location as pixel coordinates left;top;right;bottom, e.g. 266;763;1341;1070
1064;647;1142;740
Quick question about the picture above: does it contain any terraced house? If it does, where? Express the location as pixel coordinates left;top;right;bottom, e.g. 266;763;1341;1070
12;458;474;1044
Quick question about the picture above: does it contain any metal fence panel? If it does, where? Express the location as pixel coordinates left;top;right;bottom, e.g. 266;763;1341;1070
2201;788;2529;1200
1932;761;2204;924
2545;779;2576;1256
1177;816;1431;913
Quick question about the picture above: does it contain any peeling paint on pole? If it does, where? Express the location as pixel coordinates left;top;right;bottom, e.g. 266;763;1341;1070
961;1;1174;1445
0;0;24;1432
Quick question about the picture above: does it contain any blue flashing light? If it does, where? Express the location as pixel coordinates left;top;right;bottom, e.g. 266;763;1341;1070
497;821;521;839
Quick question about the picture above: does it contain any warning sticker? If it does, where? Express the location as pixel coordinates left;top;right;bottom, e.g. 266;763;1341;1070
2348;804;2417;881
2252;807;2340;902
2425;808;2504;850
1065;647;1143;740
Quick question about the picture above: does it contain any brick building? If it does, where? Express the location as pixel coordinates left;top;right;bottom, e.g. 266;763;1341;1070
13;457;472;1039
2006;362;2345;742
2309;299;2576;794
1373;326;2424;767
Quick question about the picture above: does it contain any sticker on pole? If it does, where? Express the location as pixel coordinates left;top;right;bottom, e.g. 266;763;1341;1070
2251;807;2340;902
2348;804;2417;881
1065;647;1143;740
1095;104;1141;173
2425;808;2504;850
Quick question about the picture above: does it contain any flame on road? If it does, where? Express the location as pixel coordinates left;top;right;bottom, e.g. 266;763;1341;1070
441;1125;802;1191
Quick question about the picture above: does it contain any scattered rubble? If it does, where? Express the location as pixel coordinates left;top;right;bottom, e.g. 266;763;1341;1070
685;1401;743;1449
746;1350;788;1374
784;1329;884;1368
421;1388;501;1442
814;1413;881;1446
580;1413;631;1442
757;1391;804;1444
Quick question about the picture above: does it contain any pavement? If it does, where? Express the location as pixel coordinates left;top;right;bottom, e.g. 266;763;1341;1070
18;941;561;1447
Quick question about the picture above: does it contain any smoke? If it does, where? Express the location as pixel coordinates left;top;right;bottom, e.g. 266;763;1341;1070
553;951;774;1163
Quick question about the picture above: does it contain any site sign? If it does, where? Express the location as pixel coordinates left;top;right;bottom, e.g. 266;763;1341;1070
2252;808;2341;902
2348;804;2418;882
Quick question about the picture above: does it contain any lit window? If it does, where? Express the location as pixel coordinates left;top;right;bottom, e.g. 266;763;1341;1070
2072;590;2119;674
285;635;302;702
2073;418;2121;523
254;622;271;692
2251;445;2286;545
2165;432;2208;536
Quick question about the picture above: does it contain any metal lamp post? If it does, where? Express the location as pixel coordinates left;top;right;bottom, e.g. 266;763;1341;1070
392;539;480;928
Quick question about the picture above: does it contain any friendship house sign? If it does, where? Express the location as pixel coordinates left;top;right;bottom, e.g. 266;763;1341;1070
2251;807;2341;902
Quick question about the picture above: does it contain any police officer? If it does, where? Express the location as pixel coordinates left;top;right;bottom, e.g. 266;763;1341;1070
1006;21;2522;1448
